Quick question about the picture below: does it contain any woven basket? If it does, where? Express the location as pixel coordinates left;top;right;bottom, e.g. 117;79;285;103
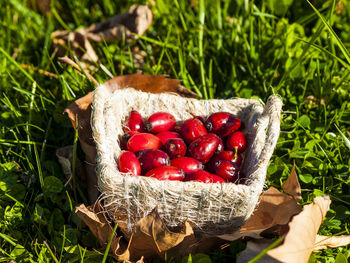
92;85;282;236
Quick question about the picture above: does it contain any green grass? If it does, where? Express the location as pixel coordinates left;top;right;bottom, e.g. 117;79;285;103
0;0;350;262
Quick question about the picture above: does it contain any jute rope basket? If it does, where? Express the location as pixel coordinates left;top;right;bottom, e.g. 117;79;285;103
92;85;283;236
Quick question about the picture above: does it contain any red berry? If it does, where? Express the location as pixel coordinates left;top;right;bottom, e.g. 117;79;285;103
205;112;241;137
228;170;245;183
118;151;141;176
165;138;187;158
190;113;206;124
213;160;239;181
136;149;170;174
120;131;139;150
156;131;180;145
170;157;203;173
145;166;184;181
226;131;247;153
209;151;243;169
127;133;161;152
184;170;225;183
145;112;176;133
121;130;139;144
216;138;224;154
180;118;207;143
124;110;144;132
188;133;220;164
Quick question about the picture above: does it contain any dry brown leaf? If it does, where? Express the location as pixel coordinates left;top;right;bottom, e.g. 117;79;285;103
51;5;152;67
282;161;301;202
219;166;302;241
267;196;331;263
76;203;198;261
76;202;120;248
313;235;350;250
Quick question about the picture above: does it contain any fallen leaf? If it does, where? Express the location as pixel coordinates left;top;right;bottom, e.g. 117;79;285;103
75;202;119;248
76;203;198;261
282;161;301;202
267;196;331;262
219;165;302;241
313;235;350;250
51;5;152;67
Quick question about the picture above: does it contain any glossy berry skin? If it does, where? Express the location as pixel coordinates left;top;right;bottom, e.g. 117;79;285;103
190;114;206;124
170;157;203;173
205;112;241;137
121;131;139;144
136;149;170;174
210;151;243;169
228;170;244;183
216;138;224;154
145;112;176;133
156;131;180;145
165;138;187;158
188;133;220;164
127;133;161;152
184;170;225;183
213;160;239;181
226;131;247;153
145;166;184;181
180;118;207;143
120;131;139;150
118;151;141;176
124;110;144;132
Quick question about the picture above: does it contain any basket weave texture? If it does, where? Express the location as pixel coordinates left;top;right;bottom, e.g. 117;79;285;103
92;85;283;235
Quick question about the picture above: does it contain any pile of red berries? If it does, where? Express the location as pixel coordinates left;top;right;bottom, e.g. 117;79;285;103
117;110;247;184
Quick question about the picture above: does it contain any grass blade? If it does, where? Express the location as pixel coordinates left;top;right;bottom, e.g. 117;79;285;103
248;236;285;263
334;124;350;150
198;0;208;99
296;38;349;69
102;223;118;263
307;0;350;64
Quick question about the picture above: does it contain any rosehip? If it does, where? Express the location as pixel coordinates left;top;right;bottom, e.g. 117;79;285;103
137;149;170;174
190;113;206;124
120;131;139;150
127;133;161;152
165;138;187;158
180;118;207;143
213;160;239;181
228;170;245;183
145;112;176;133
226;131;247;153
184;170;225;183
145;166;184;181
156;131;180;145
124;110;144;132
209;151;243;169
188;133;220;164
216;138;224;154
118;151;141;176
170;157;203;173
205;112;241;137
